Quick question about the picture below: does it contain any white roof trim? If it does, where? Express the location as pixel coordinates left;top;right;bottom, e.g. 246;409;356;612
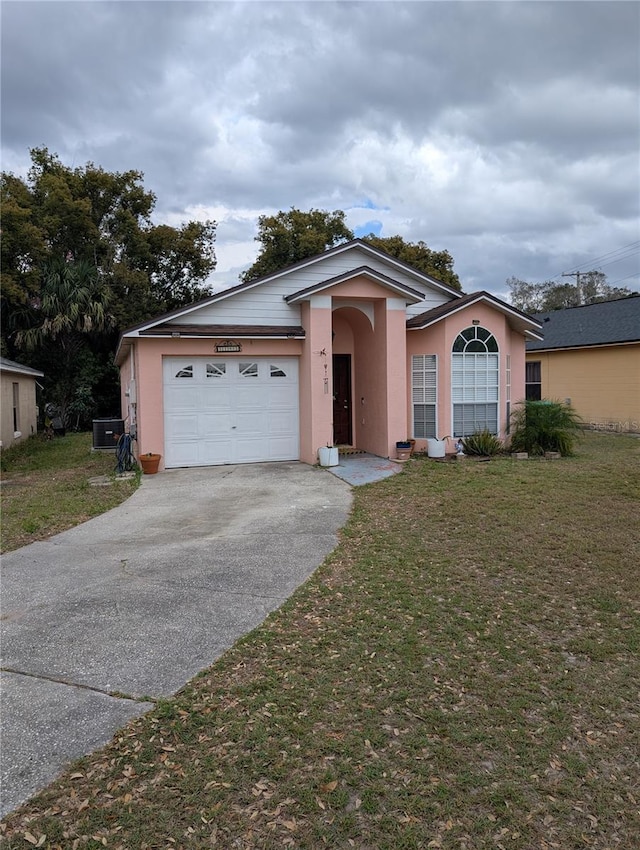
285;266;427;304
409;293;544;336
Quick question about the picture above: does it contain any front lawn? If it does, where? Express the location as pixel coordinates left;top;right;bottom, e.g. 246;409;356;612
1;432;639;848
0;432;139;553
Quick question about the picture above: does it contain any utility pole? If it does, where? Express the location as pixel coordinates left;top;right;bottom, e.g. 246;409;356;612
562;270;582;305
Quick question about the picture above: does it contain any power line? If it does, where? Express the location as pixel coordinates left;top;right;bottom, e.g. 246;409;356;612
593;249;640;273
607;271;640;288
561;240;640;274
550;240;640;281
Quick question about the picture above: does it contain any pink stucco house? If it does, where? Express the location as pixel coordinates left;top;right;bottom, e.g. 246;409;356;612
116;239;543;469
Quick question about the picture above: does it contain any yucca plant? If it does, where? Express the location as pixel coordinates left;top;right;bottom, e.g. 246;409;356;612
510;399;583;456
462;429;504;456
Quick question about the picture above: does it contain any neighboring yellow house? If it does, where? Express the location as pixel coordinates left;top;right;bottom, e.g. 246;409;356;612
0;357;44;449
526;295;640;434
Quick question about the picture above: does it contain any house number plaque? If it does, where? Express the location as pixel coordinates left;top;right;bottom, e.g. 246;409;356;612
215;340;242;353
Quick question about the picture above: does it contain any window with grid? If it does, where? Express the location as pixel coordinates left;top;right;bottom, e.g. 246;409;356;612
206;362;226;378
451;327;499;436
525;361;542;401
412;355;437;438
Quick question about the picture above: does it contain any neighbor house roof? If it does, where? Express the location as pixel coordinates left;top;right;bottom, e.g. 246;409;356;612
407;290;544;340
0;357;44;378
526;295;640;351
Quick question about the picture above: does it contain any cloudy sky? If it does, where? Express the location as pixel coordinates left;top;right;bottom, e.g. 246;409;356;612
2;0;639;298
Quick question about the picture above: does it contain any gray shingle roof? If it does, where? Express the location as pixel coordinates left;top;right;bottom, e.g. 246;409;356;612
526;295;640;351
0;357;44;377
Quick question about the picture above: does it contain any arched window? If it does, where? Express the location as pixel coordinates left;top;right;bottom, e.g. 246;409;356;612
451;327;499;436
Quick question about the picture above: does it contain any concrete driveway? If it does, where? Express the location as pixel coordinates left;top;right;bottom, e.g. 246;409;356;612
0;462;352;817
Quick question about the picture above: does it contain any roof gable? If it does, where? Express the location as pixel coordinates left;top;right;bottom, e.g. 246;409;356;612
407;291;544;339
526;295;640;351
285;266;426;304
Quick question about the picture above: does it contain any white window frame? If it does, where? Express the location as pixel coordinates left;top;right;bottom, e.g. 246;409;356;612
411;354;437;439
451;327;500;437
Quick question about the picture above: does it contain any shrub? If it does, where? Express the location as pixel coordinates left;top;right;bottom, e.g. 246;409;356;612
510;399;583;456
462;430;504;456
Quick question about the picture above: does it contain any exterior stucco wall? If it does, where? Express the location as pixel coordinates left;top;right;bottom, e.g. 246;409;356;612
526;343;640;433
509;328;526;410
407;302;528;447
0;373;40;449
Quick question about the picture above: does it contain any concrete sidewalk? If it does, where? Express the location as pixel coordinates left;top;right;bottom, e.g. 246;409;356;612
1;462;352;817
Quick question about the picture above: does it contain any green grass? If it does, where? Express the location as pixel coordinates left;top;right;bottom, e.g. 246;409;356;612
1;432;639;849
0;432;139;553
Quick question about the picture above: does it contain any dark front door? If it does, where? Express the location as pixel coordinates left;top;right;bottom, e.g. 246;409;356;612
333;354;352;445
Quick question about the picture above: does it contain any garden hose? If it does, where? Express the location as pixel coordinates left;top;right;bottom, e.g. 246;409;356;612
115;432;137;473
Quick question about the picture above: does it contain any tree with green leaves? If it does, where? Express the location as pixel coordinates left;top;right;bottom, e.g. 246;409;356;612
15;257;116;426
507;271;634;313
361;234;460;290
241;208;353;282
241;207;461;290
2;147;217;335
2;147;217;423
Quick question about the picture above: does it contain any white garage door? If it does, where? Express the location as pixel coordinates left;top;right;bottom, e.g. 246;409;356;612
163;356;299;467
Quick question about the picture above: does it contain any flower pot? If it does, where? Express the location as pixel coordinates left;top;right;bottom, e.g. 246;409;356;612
427;438;447;458
318;446;339;467
396;449;411;461
139;453;161;474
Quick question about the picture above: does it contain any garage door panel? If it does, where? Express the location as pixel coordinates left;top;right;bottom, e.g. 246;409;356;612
267;410;298;434
165;440;200;467
234;385;269;408
267;436;298;459
235;439;270;463
163;356;299;467
164;385;200;409
266;385;298;407
165;414;199;440
234;411;269;436
199;411;233;435
199;386;233;408
200;439;234;465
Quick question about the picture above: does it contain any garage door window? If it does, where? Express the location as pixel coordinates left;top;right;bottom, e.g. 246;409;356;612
175;365;193;378
206;362;226;378
270;365;287;377
239;362;258;377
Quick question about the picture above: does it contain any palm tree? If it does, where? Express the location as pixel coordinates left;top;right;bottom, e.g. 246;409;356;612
510;400;583;456
16;257;115;426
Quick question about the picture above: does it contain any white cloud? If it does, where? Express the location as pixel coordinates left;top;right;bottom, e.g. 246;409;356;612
1;0;638;294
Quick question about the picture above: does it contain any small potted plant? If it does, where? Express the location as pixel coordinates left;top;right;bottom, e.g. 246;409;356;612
426;435;451;458
139;452;162;474
396;440;412;461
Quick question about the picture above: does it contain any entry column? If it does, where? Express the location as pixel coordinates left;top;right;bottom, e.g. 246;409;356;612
299;297;334;464
383;298;409;457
